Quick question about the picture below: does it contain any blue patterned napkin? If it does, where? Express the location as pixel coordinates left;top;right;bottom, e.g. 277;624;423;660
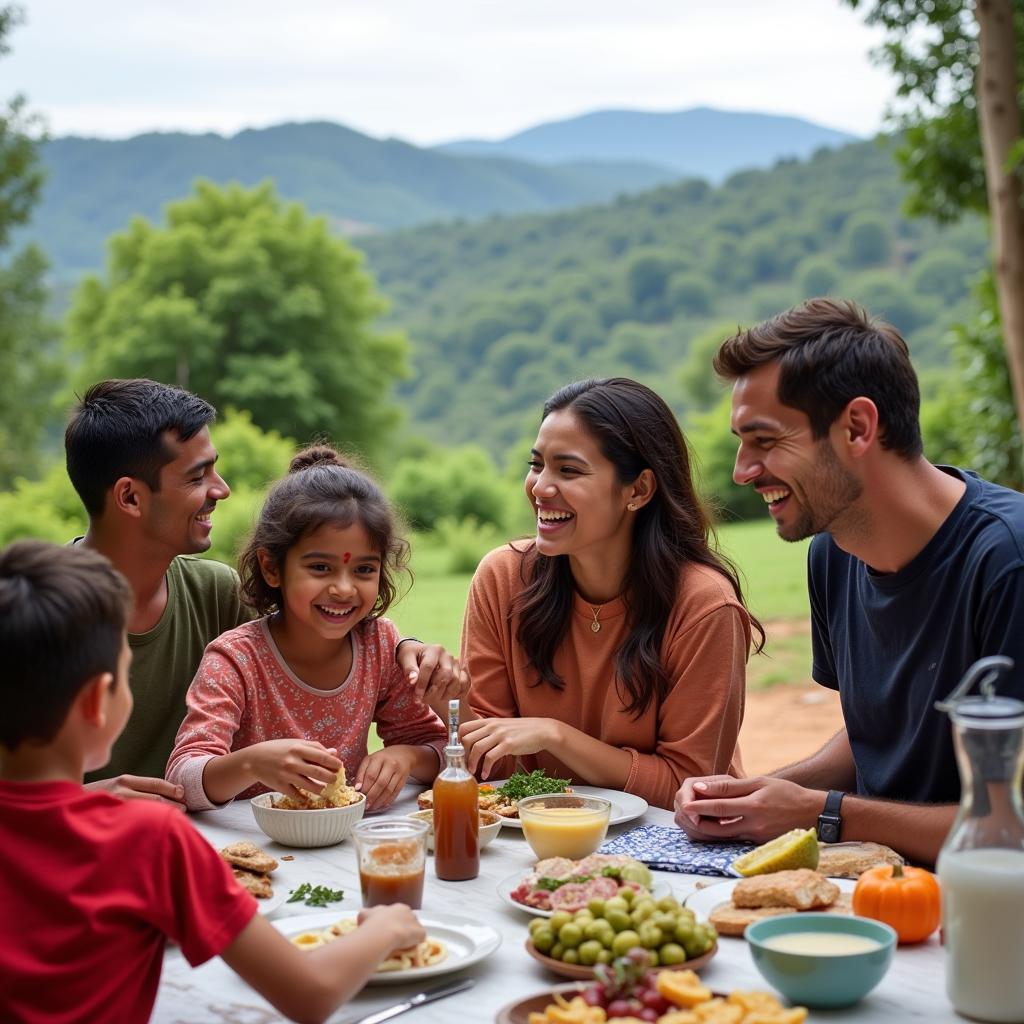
599;825;754;877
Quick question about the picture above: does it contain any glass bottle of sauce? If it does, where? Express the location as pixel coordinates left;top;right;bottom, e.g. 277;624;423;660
433;698;479;880
935;656;1024;1023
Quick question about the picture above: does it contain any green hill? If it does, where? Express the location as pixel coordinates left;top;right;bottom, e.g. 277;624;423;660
23;121;678;279
357;138;987;460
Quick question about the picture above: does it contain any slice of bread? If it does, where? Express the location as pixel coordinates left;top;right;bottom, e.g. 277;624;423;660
732;869;839;910
817;842;903;878
708;902;793;936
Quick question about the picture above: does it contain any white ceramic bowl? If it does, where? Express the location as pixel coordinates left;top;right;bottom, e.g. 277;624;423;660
251;792;366;848
407;808;503;852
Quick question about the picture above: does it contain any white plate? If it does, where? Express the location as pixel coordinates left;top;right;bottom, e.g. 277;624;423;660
491;784;649;829
273;910;501;984
254;883;293;916
683;876;857;922
497;870;672;918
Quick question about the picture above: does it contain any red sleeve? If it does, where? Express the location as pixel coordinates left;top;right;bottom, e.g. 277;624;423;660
144;811;258;967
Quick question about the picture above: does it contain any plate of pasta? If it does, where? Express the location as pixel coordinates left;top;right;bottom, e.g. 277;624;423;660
274;911;501;984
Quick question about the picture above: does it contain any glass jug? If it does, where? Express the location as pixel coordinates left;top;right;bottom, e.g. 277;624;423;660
935;656;1024;1023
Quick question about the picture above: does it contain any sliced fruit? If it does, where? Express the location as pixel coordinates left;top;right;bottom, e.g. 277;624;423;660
730;828;819;877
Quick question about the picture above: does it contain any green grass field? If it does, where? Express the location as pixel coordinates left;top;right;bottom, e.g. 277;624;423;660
388;518;812;688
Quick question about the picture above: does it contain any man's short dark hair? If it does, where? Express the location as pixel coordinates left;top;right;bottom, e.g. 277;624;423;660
65;379;216;516
0;541;132;749
714;297;923;459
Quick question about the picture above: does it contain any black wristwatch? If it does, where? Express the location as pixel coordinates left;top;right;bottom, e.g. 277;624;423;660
816;790;844;843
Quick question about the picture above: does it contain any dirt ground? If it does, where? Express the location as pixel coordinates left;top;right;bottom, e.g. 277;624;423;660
738;682;844;776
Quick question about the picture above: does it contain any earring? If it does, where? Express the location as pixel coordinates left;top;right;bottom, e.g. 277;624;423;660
627;502;637;511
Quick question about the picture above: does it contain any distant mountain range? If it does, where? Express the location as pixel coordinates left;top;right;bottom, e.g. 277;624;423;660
437;107;859;180
24;109;858;279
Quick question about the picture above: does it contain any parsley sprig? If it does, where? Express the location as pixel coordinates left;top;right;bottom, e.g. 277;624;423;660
287;882;345;907
498;769;572;801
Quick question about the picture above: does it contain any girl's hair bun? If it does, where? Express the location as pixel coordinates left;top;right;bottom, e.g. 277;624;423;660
288;444;350;474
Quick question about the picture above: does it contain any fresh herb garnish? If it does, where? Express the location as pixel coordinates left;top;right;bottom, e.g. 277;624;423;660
498;769;572;801
535;874;592;891
287;882;345;907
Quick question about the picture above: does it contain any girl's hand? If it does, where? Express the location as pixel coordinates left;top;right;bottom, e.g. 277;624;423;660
355;748;415;810
357;904;425;952
398;641;470;714
460;717;559;780
245;739;342;797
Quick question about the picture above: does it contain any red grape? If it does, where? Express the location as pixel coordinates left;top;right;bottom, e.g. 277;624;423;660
581;985;605;1008
606;999;632;1018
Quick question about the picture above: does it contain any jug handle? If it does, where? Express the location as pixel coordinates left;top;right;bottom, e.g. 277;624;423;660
934;655;1015;713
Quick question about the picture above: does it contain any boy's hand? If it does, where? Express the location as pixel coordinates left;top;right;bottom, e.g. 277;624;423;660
397;640;470;717
86;774;185;808
355;747;414;810
357;903;425;952
245;739;342;798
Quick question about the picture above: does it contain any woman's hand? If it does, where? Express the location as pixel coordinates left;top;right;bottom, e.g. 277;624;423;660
355;747;416;810
460;717;559;779
244;739;342;798
397;640;470;718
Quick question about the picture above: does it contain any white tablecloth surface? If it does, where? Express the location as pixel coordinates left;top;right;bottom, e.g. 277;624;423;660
152;788;956;1023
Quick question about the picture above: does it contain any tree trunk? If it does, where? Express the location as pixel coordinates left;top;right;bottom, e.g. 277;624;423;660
976;0;1024;445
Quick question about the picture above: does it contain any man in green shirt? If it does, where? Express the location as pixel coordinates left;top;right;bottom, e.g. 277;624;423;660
67;380;243;800
66;379;467;804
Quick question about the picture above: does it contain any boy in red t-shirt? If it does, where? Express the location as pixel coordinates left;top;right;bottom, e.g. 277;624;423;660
0;540;424;1024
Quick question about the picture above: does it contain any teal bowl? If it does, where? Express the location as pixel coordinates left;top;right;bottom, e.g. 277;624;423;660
745;913;897;1008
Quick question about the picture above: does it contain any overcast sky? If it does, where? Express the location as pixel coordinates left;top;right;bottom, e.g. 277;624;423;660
8;1;895;145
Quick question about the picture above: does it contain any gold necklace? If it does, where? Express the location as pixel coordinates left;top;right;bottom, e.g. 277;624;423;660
589;605;603;633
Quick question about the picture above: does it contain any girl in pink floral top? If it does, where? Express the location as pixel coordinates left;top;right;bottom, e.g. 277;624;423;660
166;446;450;812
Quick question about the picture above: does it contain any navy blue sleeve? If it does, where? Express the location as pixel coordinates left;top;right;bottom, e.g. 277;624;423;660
808;537;838;690
975;566;1024;700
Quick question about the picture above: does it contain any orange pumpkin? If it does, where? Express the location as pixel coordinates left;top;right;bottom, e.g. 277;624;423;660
852;863;941;944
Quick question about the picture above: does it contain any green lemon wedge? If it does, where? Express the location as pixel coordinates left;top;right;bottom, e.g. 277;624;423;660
731;828;820;877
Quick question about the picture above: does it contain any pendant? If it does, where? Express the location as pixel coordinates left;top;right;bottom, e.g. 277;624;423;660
591;621;601;633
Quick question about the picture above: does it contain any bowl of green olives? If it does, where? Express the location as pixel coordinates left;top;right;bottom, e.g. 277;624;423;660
524;888;718;980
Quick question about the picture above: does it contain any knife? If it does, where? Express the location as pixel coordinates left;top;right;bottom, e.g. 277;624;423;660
351;978;475;1024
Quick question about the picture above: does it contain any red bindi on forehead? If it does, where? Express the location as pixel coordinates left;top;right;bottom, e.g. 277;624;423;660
343;552;351;563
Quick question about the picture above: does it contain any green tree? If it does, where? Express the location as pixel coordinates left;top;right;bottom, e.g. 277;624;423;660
845;0;1024;444
66;180;407;462
390;445;509;531
0;6;59;485
840;212;892;267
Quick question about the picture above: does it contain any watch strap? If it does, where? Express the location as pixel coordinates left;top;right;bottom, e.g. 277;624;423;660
816;789;844;843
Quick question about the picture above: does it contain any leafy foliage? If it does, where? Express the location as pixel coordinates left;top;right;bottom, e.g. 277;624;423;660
0;5;59;486
360;140;987;488
65;181;407;463
922;274;1023;489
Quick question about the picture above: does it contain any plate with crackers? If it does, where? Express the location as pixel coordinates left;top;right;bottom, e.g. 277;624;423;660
218;840;289;915
684;869;856;938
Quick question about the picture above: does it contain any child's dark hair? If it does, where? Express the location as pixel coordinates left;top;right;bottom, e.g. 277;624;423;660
238;445;410;619
0;540;133;749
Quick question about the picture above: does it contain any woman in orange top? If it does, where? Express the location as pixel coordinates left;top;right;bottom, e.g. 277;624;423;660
456;377;763;810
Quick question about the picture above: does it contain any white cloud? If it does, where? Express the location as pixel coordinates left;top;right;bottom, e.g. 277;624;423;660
9;0;894;143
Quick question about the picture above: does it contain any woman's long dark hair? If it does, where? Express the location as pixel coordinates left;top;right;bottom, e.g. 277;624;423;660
513;378;764;717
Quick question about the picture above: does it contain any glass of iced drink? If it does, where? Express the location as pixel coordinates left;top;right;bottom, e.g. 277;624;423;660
352;818;429;909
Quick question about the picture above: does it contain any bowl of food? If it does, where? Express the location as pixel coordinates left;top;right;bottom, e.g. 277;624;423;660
517;793;611;861
251;791;366;847
745;912;897;1008
406;808;502;851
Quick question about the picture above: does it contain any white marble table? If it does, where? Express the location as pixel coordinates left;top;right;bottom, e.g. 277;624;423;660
152;790;957;1023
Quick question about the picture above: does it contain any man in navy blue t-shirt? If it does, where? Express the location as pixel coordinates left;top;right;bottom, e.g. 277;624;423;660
673;297;1024;865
